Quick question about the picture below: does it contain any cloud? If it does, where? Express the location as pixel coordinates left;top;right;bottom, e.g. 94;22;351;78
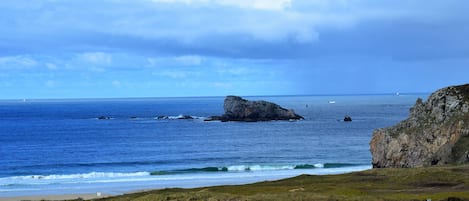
149;0;292;11
155;70;190;79
0;55;37;69
78;52;112;65
1;0;469;99
45;63;58;70
174;55;204;66
145;55;205;68
1;0;467;60
216;67;252;76
112;80;122;88
212;82;233;89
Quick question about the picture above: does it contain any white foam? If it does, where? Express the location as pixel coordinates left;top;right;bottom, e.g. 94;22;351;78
226;165;248;171
155;115;206;120
0;166;373;197
0;172;151;187
314;163;324;168
226;165;295;172
7;172;150;180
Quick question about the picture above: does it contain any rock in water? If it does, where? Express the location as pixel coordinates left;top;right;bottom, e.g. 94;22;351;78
211;96;303;122
98;116;111;120
344;115;352;122
370;84;469;168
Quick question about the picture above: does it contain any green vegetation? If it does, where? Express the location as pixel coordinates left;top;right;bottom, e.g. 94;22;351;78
87;165;469;201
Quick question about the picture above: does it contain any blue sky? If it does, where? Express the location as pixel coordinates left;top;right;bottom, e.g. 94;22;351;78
1;0;469;99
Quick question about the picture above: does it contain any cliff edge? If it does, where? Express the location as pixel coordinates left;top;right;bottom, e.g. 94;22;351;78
370;84;469;168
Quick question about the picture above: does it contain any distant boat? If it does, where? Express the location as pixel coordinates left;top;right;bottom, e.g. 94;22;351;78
21;98;26;102
396;92;400;96
328;100;336;104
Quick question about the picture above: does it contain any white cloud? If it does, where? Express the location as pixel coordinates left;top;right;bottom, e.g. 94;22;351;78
149;0;291;11
0;56;37;69
212;82;233;88
113;0;316;43
217;67;251;76
221;0;292;11
5;0;442;47
112;80;122;88
174;55;203;66
78;52;112;65
146;55;204;67
155;70;189;79
45;62;58;70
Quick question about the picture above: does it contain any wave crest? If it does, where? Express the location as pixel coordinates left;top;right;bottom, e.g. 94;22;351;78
5;171;150;181
150;163;360;175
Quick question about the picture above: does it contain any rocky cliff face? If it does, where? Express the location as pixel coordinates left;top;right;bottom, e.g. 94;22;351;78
207;96;303;122
370;84;469;168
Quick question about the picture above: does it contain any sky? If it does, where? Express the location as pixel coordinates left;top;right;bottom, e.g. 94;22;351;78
1;0;469;99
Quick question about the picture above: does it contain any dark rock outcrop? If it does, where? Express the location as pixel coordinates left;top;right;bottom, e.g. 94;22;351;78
98;116;111;120
370;84;469;168
344;116;352;122
208;96;303;122
156;115;195;120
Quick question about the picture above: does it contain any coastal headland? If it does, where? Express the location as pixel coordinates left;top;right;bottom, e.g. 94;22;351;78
371;84;469;168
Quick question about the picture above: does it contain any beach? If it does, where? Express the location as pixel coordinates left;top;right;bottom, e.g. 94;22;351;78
0;193;110;201
3;165;467;201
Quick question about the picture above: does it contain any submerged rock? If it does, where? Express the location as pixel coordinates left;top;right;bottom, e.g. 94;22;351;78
344;116;352;122
204;116;226;122
98;116;111;120
208;96;303;122
156;115;195;120
370;84;469;168
156;115;169;120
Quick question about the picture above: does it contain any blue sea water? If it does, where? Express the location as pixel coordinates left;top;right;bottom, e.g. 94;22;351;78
0;94;425;196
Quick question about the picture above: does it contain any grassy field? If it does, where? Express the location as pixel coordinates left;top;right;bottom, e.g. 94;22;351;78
89;165;469;201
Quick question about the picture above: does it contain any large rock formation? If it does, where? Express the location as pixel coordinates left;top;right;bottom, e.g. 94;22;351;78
370;84;469;168
207;96;303;122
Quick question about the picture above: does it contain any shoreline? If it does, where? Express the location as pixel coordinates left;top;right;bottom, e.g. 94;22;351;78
0;193;111;201
3;165;468;201
0;165;372;199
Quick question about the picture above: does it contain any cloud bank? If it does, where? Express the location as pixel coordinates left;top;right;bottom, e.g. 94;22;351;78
0;0;468;98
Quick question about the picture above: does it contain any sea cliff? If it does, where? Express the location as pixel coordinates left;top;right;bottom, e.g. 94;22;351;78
370;84;469;168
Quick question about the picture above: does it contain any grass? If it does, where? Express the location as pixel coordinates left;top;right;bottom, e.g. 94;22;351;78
78;165;469;201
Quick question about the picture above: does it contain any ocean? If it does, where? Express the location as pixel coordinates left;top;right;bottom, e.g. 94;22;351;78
0;94;424;197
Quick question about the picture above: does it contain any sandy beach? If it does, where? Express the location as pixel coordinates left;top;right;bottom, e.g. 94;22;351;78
2;165;469;201
0;193;110;201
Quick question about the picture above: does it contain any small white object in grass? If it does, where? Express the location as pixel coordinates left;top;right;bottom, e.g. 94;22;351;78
97;192;102;197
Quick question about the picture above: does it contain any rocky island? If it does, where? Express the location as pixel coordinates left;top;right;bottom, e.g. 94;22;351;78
206;96;303;122
370;84;469;168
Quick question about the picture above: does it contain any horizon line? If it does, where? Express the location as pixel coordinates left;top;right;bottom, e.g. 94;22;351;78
0;92;430;102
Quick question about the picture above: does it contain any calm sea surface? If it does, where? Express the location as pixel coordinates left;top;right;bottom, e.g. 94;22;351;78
0;95;425;196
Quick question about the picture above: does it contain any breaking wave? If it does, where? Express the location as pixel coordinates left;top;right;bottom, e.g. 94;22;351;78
0;163;366;185
150;163;360;175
